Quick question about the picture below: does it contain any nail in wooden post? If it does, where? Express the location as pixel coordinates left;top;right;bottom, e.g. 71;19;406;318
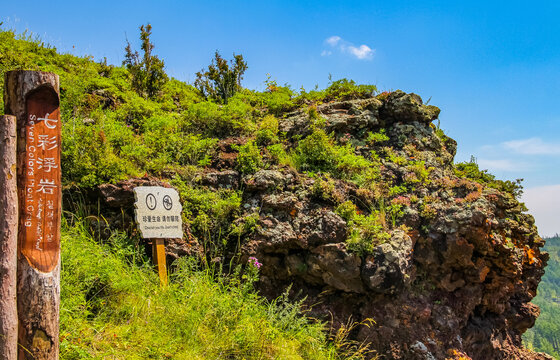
4;71;61;360
0;114;18;360
152;239;168;286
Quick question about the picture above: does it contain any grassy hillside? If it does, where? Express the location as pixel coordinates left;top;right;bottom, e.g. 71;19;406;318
524;236;560;359
60;214;370;359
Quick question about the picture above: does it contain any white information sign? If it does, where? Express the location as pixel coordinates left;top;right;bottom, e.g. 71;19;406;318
133;186;183;239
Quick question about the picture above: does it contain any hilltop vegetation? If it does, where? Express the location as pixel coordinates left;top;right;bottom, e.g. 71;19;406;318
0;26;377;189
524;236;560;359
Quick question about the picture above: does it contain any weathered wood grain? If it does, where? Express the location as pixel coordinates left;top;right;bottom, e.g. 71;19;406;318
0;114;18;360
4;70;60;360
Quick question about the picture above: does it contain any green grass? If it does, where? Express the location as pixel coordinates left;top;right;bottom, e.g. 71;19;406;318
60;217;365;359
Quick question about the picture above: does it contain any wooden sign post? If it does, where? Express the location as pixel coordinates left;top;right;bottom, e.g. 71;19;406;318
5;71;61;360
0;115;18;360
133;186;183;286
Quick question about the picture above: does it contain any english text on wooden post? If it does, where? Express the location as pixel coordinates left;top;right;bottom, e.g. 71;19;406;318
5;70;61;360
21;86;61;273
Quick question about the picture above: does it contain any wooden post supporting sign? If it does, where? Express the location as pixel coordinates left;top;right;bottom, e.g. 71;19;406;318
0;114;18;360
152;238;168;286
5;71;61;360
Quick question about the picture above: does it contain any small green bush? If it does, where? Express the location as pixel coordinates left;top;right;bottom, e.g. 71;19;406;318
335;145;372;179
123;23;168;99
256;115;279;146
323;78;377;101
183;96;256;137
455;160;523;198
293;129;337;172
235;141;263;174
335;200;391;255
366;129;389;145
195;51;248;104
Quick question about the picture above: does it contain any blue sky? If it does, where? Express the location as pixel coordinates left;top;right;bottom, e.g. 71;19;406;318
3;1;559;235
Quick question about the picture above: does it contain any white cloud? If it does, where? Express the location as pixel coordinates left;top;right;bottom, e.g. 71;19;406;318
502;137;560;155
323;35;374;60
522;184;560;237
347;44;373;60
477;159;530;172
326;36;341;46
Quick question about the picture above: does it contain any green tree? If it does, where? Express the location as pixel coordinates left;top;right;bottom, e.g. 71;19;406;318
124;23;168;99
195;51;247;103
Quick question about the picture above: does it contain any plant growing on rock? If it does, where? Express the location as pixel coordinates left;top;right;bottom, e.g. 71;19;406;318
382;146;407;165
335;145;372;180
387;202;405;227
293;128;337;172
336;200;391;255
293;128;374;182
454;159;524;199
323;78;378;101
311;174;343;204
266;143;292;166
234;141;263;174
347;212;391;255
366;129;389;145
405;161;434;185
256;115;279;146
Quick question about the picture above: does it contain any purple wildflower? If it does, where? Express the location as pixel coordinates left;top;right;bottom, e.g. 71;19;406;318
248;256;262;269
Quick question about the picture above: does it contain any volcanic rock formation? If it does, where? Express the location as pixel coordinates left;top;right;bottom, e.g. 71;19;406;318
79;91;551;359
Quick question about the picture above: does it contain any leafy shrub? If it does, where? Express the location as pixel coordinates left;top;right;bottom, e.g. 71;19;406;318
335;201;358;222
229;212;260;238
323;78;377;101
366;129;389;145
388;185;407;196
382;147;407;165
171;178;242;259
256;115;279;146
454;160;523;198
183;96;256;137
195;51;248;104
234;141;263;174
266;143;291;166
123;23;168;99
335;144;372;179
262;78;297;114
293;128;374;183
62;119;138;187
293;129;337;172
405;161;434;185
387;203;405;227
335;201;391;255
